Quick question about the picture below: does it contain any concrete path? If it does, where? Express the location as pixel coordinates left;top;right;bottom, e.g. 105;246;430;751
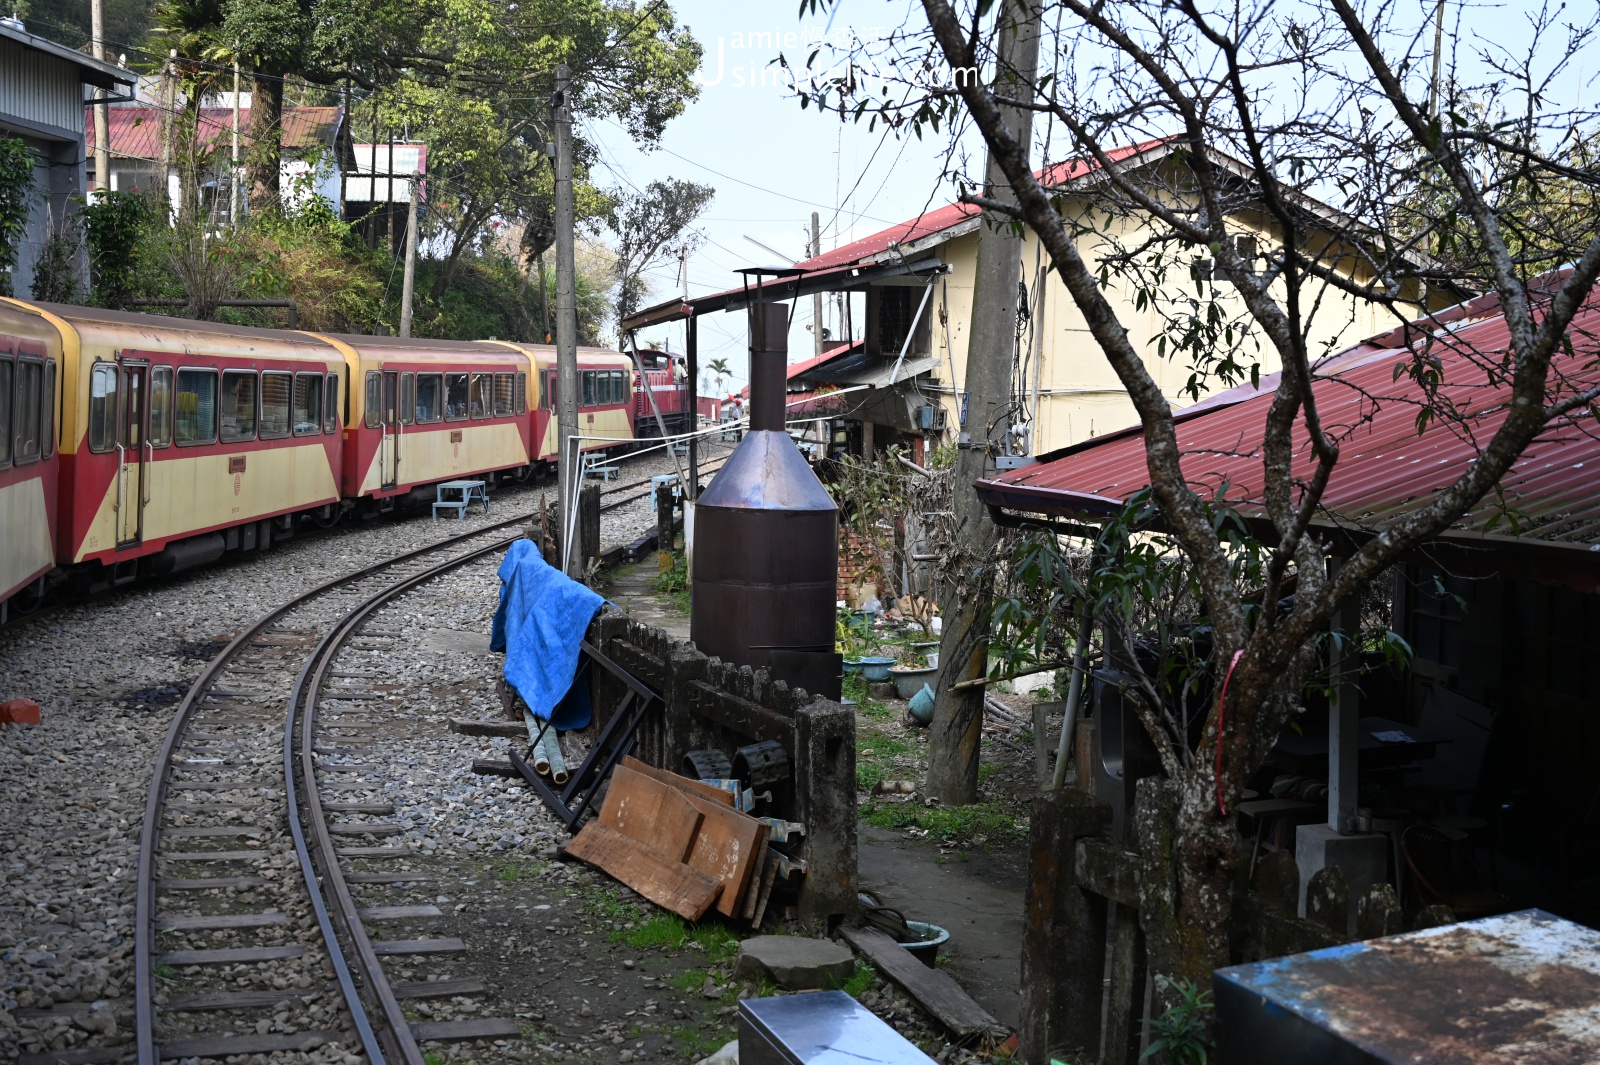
857;823;1027;1029
606;565;690;639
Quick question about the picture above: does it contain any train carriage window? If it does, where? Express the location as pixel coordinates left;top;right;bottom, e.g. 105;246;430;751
89;362;118;452
259;371;291;439
323;373;340;433
544;370;555;410
416;373;442;423
292;373;323;435
493;373;514;416
398;373;414;425
364;371;381;428
470;373;492;419
149;366;173;448
581;369;595;407
515;371;527;414
0;356;11;466
176;368;217;444
613;369;627;404
444;373;469;421
221;370;258;442
14;360;40;462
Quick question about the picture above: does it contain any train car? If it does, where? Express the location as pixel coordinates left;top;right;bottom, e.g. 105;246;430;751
307;333;538;506
631;348;693;437
517;344;638;463
0;299;346;590
0;311;60;618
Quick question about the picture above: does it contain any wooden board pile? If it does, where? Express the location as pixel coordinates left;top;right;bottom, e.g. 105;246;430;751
563;757;782;924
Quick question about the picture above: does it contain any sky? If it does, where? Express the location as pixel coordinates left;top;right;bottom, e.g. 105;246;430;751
589;0;976;390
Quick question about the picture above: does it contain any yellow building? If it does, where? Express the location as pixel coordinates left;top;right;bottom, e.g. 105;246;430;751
789;140;1452;457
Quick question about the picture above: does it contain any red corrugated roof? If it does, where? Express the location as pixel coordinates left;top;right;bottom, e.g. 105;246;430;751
978;282;1600;547
797;139;1170;271
787;340;861;382
87;105;341;162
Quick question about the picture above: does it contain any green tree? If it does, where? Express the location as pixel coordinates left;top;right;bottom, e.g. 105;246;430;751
610;177;713;321
0;136;35;298
219;0;313;215
82;190;156;309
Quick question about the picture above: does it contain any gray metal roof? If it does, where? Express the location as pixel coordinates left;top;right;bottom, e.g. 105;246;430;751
789;351;939;389
0;22;136;90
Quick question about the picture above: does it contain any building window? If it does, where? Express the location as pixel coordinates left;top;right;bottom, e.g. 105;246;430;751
1409;568;1463;669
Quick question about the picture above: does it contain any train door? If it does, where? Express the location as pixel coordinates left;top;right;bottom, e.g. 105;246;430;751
116;360;149;545
379;369;400;488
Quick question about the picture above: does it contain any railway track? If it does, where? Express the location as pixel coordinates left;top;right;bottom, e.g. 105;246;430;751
120;514;537;1065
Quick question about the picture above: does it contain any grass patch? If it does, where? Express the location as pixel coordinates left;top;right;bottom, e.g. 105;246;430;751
859;798;1026;845
843;674;893;721
611;913;742;961
978;762;1002;784
840;962;878;997
655;551;691;616
670;1023;735;1061
855;731;917;792
494;857;544;882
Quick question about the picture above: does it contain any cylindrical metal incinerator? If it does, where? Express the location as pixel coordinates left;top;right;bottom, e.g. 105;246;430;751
691;300;841;700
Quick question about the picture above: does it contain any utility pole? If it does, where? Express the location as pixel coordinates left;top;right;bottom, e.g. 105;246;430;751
925;0;1043;805
159;52;175;216
553;64;582;579
399;178;418;337
90;0;109;198
1427;0;1448;119
231;49;241;225
811;211;823;356
682;246;699;498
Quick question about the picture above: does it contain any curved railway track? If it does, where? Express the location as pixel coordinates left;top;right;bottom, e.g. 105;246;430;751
129;513;536;1065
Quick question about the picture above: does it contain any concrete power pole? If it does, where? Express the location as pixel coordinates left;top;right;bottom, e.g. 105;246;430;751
90;0;109;197
811;211;823;356
553;64;582;579
399;178;418;337
925;0;1043;804
231;51;241;225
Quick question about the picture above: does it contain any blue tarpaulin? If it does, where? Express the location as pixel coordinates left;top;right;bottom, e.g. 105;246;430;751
490;539;604;729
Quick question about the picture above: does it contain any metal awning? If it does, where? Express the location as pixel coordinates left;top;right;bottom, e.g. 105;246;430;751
620;256;949;332
790;352;939;389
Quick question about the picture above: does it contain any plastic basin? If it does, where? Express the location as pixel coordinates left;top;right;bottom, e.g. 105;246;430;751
902;920;949;968
889;665;938;699
857;656;895;682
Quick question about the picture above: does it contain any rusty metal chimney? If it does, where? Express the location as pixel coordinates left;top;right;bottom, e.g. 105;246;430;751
691;299;841;700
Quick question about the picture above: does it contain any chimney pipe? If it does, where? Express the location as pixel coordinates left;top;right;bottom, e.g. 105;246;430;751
747;301;787;431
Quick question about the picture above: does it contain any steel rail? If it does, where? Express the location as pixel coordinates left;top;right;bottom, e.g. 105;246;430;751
286;531;521;1065
133;509;541;1065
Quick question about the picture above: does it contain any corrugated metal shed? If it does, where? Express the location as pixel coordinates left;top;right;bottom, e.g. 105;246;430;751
977;284;1600;551
0;23;134;140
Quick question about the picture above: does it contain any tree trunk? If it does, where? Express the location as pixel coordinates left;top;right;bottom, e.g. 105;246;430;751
247;73;283;216
924;0;1042;804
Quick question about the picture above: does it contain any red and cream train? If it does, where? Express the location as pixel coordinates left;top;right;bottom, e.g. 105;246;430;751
0;299;693;618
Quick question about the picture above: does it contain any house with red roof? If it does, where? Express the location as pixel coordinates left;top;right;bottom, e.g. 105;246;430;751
771;139;1455;459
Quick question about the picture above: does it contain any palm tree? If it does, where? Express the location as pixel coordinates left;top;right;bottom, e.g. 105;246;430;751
707;357;731;396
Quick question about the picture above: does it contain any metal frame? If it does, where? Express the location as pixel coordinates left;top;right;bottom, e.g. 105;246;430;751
512;639;662;833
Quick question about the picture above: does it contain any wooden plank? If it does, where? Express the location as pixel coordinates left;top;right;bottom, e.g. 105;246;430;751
739;836;770;922
411;1018;522;1043
156;945;305;965
158;912;291;931
166;802;257;812
162;850;268;862
167;781;265;791
563;823;722;921
159;1030;336;1059
674;794;767;919
393;978;486;1000
337;845;413;858
164;826;265;839
450;718;526;738
621;755;736;807
359;905;442;921
329;823;403;836
471;759;518;777
19;1048;124;1065
837;925;1008;1041
324;803;395;814
346;871;433;884
159;876;268;891
370;938;466;956
164;990;317;1011
318;763;378;772
751;851;781;929
599;764;703;863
